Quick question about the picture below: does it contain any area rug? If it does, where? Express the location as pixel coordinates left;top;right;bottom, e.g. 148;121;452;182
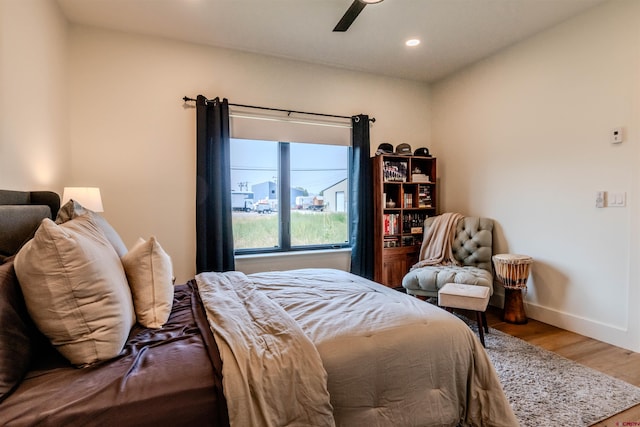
469;321;640;426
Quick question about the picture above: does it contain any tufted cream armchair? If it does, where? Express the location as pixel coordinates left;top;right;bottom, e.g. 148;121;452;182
402;216;494;298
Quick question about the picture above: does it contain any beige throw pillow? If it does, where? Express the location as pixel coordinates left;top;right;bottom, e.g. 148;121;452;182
56;199;128;257
121;237;174;329
14;214;135;366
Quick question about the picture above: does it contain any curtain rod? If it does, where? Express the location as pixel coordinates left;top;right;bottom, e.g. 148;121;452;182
182;96;375;123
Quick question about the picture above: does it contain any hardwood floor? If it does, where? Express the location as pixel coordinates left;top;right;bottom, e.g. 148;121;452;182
483;306;640;426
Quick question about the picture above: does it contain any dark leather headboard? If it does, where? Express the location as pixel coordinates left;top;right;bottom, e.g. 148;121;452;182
0;190;61;262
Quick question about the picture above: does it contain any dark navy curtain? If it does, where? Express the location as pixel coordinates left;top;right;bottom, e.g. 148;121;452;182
349;114;374;279
195;95;235;273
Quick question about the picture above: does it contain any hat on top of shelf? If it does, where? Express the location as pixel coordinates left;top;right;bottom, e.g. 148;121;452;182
395;143;412;156
375;143;394;155
414;147;431;157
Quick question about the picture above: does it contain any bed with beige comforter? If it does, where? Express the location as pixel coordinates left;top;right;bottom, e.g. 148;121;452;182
196;268;518;427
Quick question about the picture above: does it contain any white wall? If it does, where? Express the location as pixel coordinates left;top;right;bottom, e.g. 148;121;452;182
7;0;637;351
0;0;69;190
67;26;431;282
431;0;640;350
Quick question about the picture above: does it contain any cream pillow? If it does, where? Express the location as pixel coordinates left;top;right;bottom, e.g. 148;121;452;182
56;199;128;257
14;214;135;366
121;237;174;329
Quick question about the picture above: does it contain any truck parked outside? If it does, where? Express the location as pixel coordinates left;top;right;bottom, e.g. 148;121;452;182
231;192;254;212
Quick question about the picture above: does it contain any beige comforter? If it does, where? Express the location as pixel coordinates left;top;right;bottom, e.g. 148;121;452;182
198;268;518;427
196;271;335;427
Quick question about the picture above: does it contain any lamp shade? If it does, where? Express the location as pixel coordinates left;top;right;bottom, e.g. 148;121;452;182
62;187;104;212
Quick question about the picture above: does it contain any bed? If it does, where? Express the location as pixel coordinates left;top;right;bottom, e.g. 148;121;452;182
0;189;518;426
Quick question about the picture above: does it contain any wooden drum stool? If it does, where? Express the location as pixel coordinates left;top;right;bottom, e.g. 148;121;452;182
493;254;533;324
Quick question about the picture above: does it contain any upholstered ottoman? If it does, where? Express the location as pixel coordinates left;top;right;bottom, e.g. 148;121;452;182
438;283;490;347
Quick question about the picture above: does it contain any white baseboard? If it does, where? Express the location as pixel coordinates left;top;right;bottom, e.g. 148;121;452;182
489;290;504;309
490;291;637;352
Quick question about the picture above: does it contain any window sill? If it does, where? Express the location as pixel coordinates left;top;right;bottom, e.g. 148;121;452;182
235;247;351;260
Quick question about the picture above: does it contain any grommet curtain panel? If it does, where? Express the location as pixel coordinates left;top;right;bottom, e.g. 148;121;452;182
195;95;235;273
349;114;374;280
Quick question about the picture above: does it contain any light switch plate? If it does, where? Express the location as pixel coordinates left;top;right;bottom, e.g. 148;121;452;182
609;191;626;207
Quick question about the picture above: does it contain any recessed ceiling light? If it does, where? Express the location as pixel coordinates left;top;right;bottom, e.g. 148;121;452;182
360;0;384;4
405;39;421;47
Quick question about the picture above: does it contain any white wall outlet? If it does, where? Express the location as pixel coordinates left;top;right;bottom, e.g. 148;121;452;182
611;127;623;144
595;191;606;208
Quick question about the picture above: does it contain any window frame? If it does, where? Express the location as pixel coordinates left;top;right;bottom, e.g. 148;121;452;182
232;140;351;255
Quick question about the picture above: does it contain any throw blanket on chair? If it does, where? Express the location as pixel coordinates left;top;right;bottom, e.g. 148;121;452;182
412;212;464;270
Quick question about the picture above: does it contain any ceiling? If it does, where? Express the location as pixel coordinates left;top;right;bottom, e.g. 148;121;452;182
57;0;607;83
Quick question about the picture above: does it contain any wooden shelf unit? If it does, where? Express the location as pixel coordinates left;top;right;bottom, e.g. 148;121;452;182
372;154;437;287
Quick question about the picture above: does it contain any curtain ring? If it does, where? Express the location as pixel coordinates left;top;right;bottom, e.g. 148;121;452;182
353;116;360;123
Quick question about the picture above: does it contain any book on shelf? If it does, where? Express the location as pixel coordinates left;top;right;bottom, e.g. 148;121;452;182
411;174;430;183
403;193;413;208
383;236;400;248
383;213;400;235
418;185;432;208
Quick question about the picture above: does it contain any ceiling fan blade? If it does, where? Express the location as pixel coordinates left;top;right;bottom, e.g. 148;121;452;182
333;0;366;32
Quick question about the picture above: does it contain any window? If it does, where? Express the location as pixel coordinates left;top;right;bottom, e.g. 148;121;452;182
230;138;349;253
